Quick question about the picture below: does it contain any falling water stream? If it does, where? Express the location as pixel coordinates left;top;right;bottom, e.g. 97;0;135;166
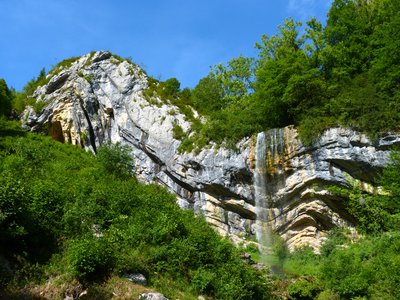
254;132;271;253
254;129;285;269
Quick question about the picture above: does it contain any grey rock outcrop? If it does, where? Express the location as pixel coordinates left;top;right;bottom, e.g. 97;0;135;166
124;273;147;286
23;51;400;251
139;292;169;300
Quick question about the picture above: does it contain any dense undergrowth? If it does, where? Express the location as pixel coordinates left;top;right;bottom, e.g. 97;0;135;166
0;119;270;299
270;230;400;299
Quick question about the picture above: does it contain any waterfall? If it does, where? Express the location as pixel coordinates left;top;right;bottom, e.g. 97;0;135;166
254;132;271;252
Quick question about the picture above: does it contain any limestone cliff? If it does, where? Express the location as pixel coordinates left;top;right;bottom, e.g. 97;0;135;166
22;51;400;251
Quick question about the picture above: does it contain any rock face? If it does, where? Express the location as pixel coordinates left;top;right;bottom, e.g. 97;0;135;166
23;51;400;251
253;128;400;250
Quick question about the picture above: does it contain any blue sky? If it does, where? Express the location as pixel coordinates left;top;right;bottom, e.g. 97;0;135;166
0;0;332;91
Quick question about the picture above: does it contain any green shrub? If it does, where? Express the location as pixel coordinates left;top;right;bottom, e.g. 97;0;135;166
284;246;320;276
67;235;115;282
0;173;30;253
319;232;400;299
316;290;340;300
0;119;271;298
164;78;180;96
96;142;134;179
172;124;186;140
287;277;321;300
190;268;216;294
178;136;195;153
0;79;12;117
320;228;347;257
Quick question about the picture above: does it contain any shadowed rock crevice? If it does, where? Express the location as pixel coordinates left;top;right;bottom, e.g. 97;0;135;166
328;159;382;182
48;121;65;143
76;93;97;153
46;72;70;94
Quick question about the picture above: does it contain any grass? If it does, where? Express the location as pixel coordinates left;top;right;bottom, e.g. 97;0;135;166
50;56;80;76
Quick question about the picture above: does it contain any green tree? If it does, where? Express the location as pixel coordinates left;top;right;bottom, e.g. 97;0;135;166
323;0;375;81
254;18;326;127
96;142;135;179
164;77;181;97
370;0;400;104
0;79;12;117
211;55;255;106
377;151;400;221
190;76;224;115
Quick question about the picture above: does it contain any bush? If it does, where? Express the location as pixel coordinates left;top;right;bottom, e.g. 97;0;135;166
172;124;186;140
96;142;134;179
320;228;347;257
316;289;340;300
190;268;216;294
67;235;115;282
164;78;180;96
0;79;12;117
319;232;400;299
287;277;321;300
284;246;320;276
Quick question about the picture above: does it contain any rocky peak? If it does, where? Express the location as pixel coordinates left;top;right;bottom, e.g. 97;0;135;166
22;51;400;251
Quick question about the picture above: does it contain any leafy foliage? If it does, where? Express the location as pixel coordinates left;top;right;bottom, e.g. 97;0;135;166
11;68;49;114
0;79;13;117
164;77;181;96
67;235;116;282
96;142;134;179
276;230;400;300
2;0;400;297
327;150;400;234
320;232;400;299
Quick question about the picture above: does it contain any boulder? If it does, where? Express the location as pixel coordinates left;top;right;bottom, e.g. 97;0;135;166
139;292;169;300
124;273;147;286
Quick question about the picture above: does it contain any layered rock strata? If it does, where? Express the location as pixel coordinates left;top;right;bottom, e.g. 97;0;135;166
23;51;400;250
